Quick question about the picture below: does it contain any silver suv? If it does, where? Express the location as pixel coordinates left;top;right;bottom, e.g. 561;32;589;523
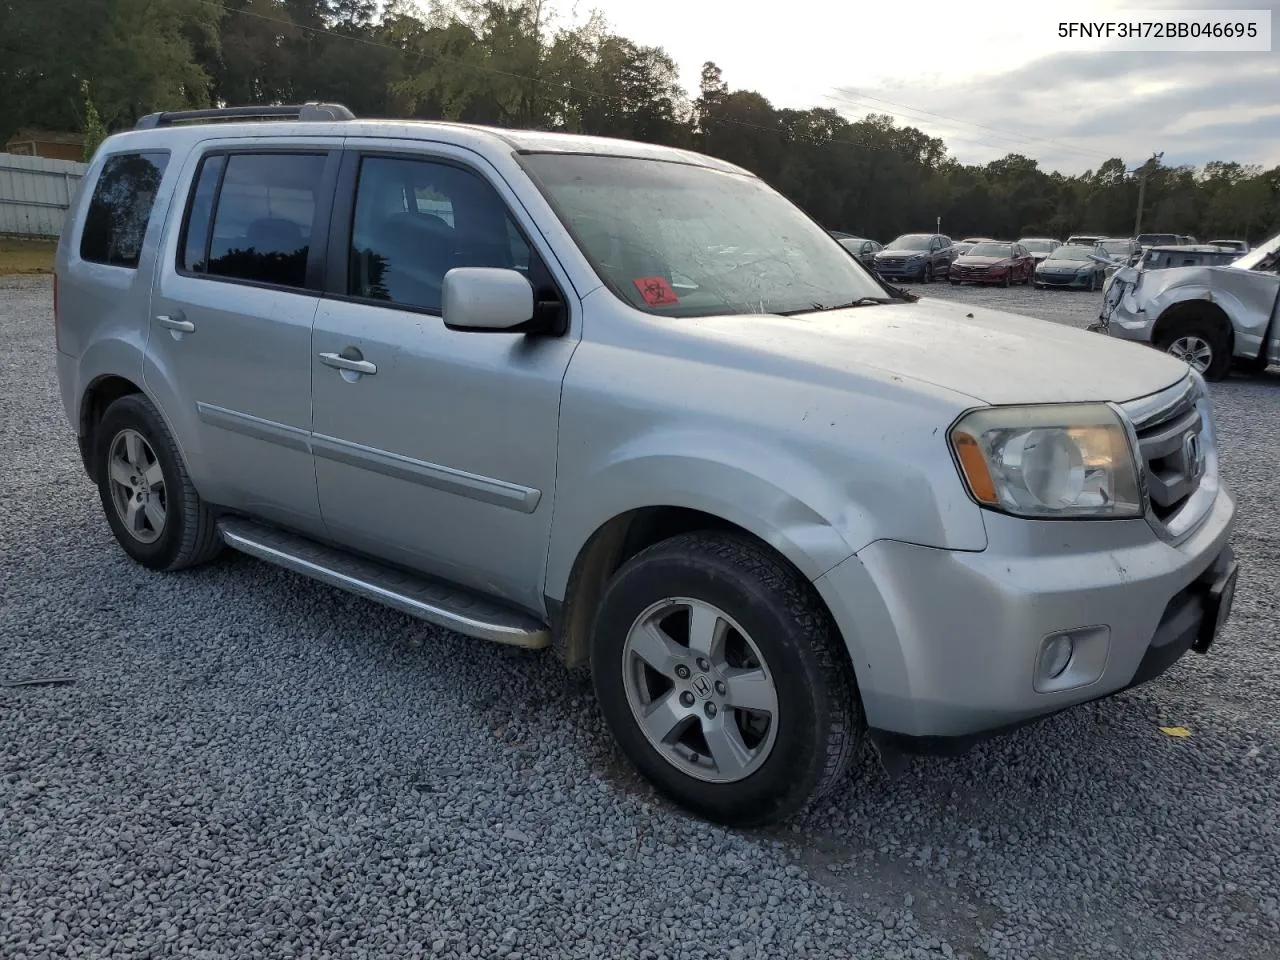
55;103;1239;826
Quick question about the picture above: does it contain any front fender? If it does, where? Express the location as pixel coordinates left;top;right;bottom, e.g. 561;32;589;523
544;425;985;601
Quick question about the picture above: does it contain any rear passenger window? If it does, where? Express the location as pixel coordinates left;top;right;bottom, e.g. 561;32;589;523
182;152;326;290
348;156;533;313
179;154;226;272
79;151;169;268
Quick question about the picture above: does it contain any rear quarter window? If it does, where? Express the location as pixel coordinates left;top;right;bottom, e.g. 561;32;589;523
79;151;170;268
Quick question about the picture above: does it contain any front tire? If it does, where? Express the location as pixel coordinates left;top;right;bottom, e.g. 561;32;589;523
1156;316;1232;381
94;394;223;571
591;532;864;826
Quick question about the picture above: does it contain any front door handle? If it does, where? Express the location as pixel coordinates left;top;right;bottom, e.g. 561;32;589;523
318;351;377;376
156;314;195;333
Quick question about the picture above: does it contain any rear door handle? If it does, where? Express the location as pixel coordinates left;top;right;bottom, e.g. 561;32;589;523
156;314;195;333
318;352;377;376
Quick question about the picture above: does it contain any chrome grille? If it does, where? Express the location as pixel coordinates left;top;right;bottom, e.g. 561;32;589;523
1120;376;1213;538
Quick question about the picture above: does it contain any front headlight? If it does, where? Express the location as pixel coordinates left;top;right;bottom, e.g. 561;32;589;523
949;404;1143;518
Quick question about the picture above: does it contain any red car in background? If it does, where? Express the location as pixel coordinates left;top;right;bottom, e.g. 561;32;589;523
949;240;1035;286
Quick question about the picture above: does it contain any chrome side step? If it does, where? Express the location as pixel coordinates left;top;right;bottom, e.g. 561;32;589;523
216;517;550;649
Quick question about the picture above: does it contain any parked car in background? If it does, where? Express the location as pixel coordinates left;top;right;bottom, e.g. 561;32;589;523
1098;238;1143;266
1209;239;1250;254
1136;233;1180;249
949;240;1034;286
873;233;955;282
1034;243;1109;290
952;237;993;256
1179;235;1198;245
1067;233;1105;246
57;102;1240;828
833;234;883;271
1019;237;1062;262
1097;231;1280;379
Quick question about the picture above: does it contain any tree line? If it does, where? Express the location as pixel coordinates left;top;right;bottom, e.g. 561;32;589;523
3;0;1276;244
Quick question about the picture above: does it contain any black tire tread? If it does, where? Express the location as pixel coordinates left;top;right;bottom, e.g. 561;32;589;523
97;394;223;571
1156;316;1232;382
602;530;863;822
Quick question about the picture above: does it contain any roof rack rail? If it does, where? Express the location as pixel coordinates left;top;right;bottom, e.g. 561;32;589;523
134;102;355;130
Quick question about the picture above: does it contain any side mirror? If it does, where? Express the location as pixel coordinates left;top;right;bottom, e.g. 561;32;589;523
442;267;535;333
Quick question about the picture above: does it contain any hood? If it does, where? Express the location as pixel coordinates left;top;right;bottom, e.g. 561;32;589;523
1040;257;1091;270
682;296;1188;406
876;249;928;258
955;255;1007;266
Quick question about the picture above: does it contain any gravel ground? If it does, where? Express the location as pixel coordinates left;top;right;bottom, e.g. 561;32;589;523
2;274;1278;960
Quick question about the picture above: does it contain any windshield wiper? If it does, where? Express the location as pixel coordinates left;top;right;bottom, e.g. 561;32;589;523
775;297;895;316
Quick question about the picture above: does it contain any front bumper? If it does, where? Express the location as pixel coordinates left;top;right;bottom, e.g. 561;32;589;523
1035;271;1093;288
951;268;1002;284
1096;289;1156;343
814;482;1236;742
875;260;928;280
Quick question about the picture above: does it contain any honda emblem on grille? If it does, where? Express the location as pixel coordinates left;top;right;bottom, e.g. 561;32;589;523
1183;431;1205;480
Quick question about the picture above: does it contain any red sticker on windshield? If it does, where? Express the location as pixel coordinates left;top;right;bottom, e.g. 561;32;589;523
633;276;679;306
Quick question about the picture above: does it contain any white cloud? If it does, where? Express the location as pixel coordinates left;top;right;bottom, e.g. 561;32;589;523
554;0;1280;174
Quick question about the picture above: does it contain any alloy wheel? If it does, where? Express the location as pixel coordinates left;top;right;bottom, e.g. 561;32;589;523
621;597;779;784
1167;335;1214;374
107;429;167;544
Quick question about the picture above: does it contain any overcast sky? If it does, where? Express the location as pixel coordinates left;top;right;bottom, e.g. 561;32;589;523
559;0;1279;175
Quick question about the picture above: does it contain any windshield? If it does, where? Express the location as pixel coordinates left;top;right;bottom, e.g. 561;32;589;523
1230;232;1280;272
968;242;1012;258
1100;240;1132;255
885;235;933;251
519;154;886;317
1022;240;1055;252
1052;245;1095;261
1137;234;1177;245
837;237;867;250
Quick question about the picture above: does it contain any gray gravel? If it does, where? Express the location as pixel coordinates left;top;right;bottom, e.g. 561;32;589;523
3;273;1279;959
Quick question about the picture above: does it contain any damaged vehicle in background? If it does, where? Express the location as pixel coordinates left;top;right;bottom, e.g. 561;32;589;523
1093;232;1280;380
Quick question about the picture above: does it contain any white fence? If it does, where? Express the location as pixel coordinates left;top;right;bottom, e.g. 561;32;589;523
0;153;87;238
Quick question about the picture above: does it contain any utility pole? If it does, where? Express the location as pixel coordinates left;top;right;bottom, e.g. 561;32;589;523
1132;151;1163;238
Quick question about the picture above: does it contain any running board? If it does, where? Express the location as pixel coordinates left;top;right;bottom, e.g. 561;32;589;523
216;518;550;649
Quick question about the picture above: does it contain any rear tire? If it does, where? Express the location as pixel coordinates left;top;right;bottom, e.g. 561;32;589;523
1155;316;1232;381
94;394;223;571
591;531;864;827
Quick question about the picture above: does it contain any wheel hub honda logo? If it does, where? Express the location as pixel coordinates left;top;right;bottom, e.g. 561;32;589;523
1183;431;1205;479
691;675;713;699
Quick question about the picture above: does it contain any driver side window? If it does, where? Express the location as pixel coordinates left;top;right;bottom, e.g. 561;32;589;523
348;155;543;313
